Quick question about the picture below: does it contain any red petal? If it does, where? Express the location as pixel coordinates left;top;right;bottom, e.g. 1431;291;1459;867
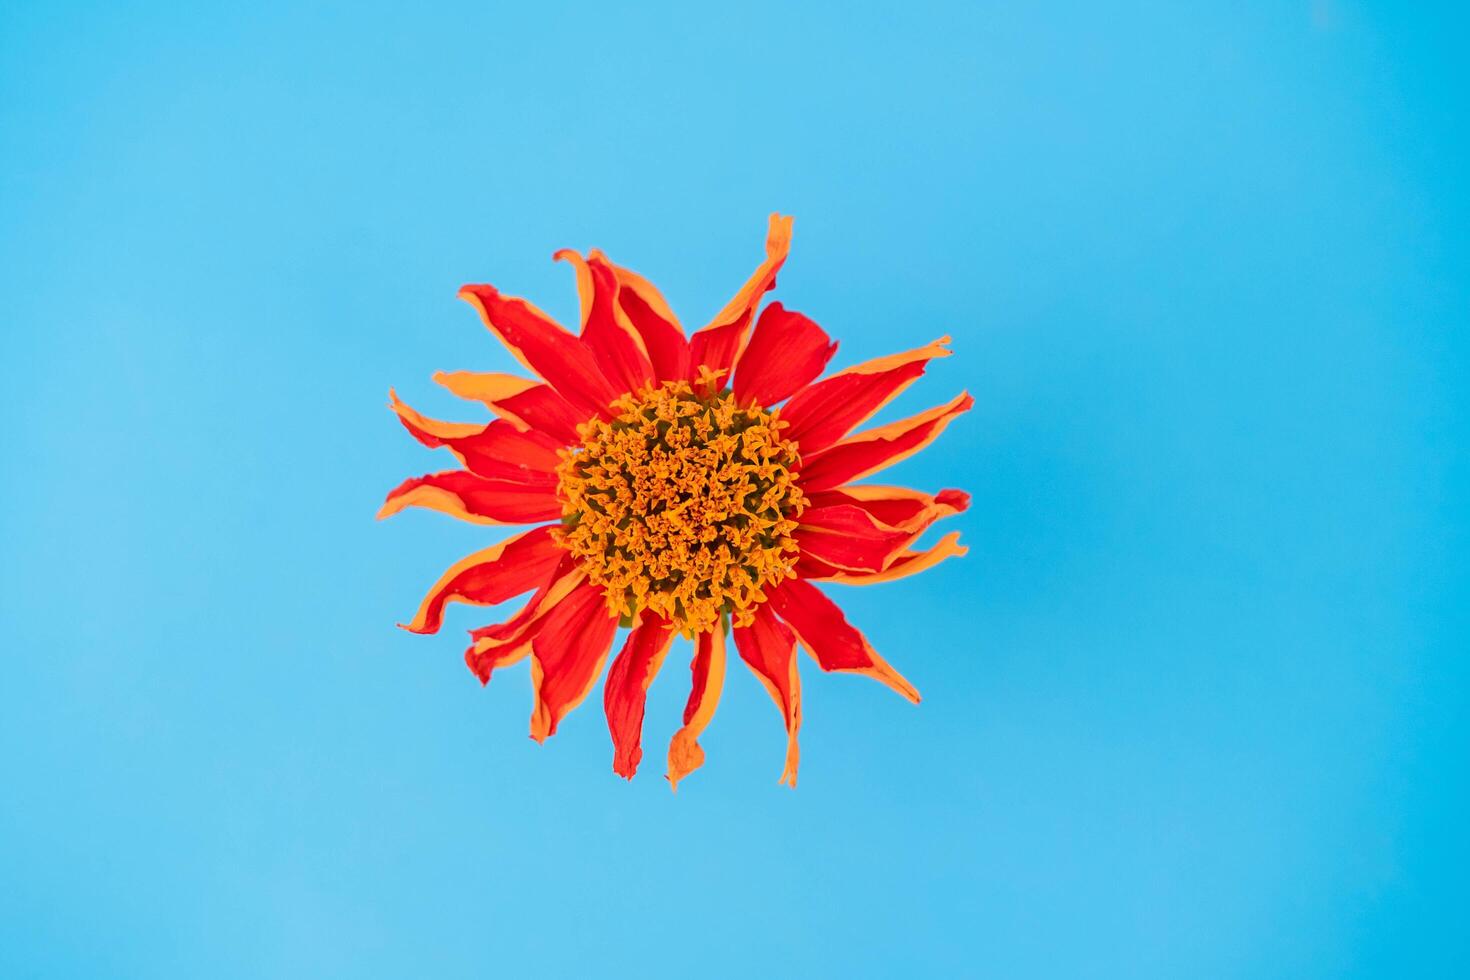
398;525;562;635
797;531;968;586
793;504;915;573
766;578;920;703
603;612;675;779
781;337;953;454
378;471;562;525
797;485;970;572
529;582;619;742
464;556;585;683
433;372;583;445
732;605;802;787
555;250;655;396
806;485;970;529
686;214;794;386
390;391;561;483
731;303;837;408
797;392;973;492
592;252;689;383
667;629;727;791
458;284;620;419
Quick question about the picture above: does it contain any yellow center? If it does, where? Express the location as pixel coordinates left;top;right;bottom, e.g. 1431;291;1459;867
555;376;806;635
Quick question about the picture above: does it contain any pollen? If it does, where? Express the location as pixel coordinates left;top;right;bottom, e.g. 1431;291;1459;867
555;374;806;635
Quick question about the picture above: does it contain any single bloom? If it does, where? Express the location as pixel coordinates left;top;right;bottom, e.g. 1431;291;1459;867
381;215;971;787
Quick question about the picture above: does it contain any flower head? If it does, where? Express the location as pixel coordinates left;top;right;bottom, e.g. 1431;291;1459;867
381;215;972;787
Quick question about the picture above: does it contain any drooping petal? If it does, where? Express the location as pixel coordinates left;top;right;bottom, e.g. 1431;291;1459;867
464;556;585;683
529;582;620;742
780;337;953;454
686;213;794;386
398;525;562;635
766;578;920;703
667;628;727;791
798;532;968;585
389;390;562;483
732;605;801;787
796;392;974;492
603;612;676;779
555;249;655;396
378;471;562;525
432;371;583;445
458;284;620;419
731;302;837;408
591;251;689;383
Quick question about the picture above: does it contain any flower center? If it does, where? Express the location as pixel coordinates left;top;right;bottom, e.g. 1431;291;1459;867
555;377;806;635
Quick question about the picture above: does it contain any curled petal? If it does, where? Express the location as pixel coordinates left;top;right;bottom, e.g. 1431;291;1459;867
464;556;585;683
799;531;969;586
389;390;561;483
686;213;794;386
378;471;562;525
398;525;561;635
555;249;655;396
529;582;620;743
731;302;837;408
781;337;953;454
794;504;915;574
667;628;727;791
732;605;801;787
767;578;920;703
798;485;970;571
797;392;974;492
603;613;676;779
458;284;620;419
591;251;689;383
799;487;970;578
433;371;583;445
807;485;970;531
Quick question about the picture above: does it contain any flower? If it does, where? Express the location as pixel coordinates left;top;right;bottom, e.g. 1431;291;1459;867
381;215;972;788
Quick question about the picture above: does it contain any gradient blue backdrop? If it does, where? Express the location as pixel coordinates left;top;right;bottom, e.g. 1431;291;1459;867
2;2;1465;977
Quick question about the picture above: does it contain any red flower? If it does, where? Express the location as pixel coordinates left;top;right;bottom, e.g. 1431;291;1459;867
382;215;971;787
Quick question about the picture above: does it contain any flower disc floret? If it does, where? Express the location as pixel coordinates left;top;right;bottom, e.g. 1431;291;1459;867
556;377;806;634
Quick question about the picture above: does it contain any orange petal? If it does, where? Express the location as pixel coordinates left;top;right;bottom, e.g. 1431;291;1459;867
529;582;620;743
458;284;620;419
686;213;794;386
781;337;953;453
591;251;689;383
389;390;561;483
378;471;562;525
799;531;968;586
398;525;562;635
732;605;802;788
731;302;837;408
464;556;585;683
432;371;583;444
555;249;655;396
767;578;920;703
797;392;973;492
667;628;727;791
429;371;537;411
603;612;676;779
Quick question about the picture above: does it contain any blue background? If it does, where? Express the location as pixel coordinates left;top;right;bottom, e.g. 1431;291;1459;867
2;2;1465;977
